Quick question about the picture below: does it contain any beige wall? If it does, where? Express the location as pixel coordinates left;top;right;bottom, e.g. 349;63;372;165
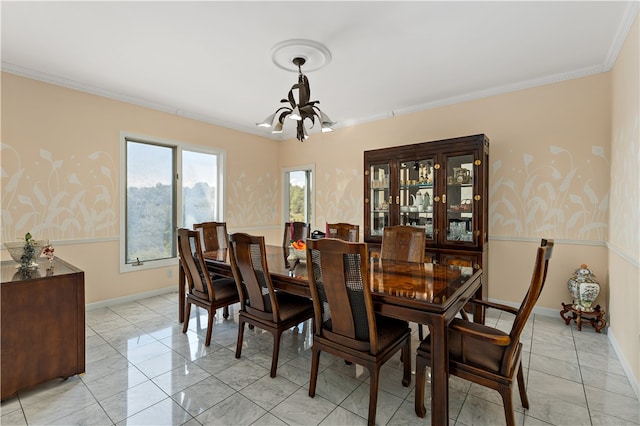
609;13;640;391
1;73;280;302
280;74;612;313
1;16;638;393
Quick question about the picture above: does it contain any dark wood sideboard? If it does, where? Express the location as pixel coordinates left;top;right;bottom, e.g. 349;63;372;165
1;257;85;400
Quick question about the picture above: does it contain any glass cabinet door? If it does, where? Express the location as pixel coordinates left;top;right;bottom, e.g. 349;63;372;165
398;158;435;240
444;153;475;244
368;162;390;237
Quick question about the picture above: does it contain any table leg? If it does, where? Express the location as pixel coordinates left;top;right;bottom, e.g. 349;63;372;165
179;263;185;323
430;316;449;426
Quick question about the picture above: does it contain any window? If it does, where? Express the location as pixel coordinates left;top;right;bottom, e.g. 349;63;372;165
283;165;314;224
120;134;224;272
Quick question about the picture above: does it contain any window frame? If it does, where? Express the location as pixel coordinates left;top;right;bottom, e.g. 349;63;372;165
119;132;226;273
282;164;315;227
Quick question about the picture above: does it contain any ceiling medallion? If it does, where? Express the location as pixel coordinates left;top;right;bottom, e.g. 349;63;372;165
257;40;335;142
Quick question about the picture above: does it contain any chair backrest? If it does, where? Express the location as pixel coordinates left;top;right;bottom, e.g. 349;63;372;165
283;222;310;247
380;225;426;262
502;239;554;373
193;221;228;251
326;223;360;242
228;232;280;322
306;238;382;354
177;228;214;301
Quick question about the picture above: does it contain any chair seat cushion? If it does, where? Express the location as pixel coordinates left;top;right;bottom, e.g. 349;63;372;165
375;315;410;348
274;292;314;321
419;318;508;373
212;277;240;302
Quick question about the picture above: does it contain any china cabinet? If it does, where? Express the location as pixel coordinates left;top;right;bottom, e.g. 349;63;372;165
364;134;489;282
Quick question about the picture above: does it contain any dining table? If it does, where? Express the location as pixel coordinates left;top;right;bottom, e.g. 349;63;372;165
178;244;484;426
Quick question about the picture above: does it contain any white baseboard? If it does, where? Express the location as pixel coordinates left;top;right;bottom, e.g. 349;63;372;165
86;286;175;311
607;328;640;401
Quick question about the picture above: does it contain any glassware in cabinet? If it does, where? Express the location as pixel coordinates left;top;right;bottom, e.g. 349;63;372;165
444;153;475;244
368;162;390;237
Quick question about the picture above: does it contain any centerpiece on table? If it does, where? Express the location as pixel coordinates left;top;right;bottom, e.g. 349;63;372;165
288;239;307;263
3;232;47;271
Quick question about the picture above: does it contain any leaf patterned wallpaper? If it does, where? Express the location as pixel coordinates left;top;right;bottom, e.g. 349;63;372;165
2;141;611;244
489;144;609;240
1;144;117;242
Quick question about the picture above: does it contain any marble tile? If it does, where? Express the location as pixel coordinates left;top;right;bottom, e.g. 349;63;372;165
0;394;21;414
10;298;635;426
240;374;300;410
48;402;113;425
526;370;587;408
84;365;149;401
21;380;98;425
589;409;640;426
99;380;168;423
172;376;235;416
524;389;591;425
83;353;132;384
580;364;637;398
270;388;337;426
192;347;238;375
171;337;221;361
528;353;582;383
312;365;363;405
530;340;578;364
340;380;403;425
275;360;313;386
456;393;525;426
120;340;173;364
134;349;192;379
577;351;626;376
212;358;270;391
116;397;192;425
1;408;27;426
584;384;640;424
85;341;120;364
319;406;367;425
251;412;289;426
152;362;211;395
196;393;266;426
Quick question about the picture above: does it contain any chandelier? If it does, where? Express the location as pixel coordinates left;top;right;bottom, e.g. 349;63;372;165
257;47;335;142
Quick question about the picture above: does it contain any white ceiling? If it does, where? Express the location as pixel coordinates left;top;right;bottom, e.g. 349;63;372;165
2;1;638;141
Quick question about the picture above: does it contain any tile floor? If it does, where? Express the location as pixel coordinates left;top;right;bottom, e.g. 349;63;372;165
1;292;638;426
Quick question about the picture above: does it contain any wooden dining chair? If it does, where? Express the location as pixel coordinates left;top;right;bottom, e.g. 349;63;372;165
326;222;360;242
380;225;426;262
283;221;310;247
415;239;554;426
228;232;314;377
306;238;411;426
193;221;228;252
177;228;239;346
381;225;429;339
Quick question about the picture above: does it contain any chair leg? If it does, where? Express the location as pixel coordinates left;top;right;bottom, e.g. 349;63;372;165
401;339;411;387
418;324;424;340
182;303;191;333
414;353;428;418
205;308;214;346
270;331;281;377
308;347;320;397
517;363;529;409
223;305;229;319
235;320;245;359
367;368;379;426
499;385;516;426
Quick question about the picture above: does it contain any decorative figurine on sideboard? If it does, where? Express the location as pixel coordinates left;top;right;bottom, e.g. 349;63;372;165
561;263;606;332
